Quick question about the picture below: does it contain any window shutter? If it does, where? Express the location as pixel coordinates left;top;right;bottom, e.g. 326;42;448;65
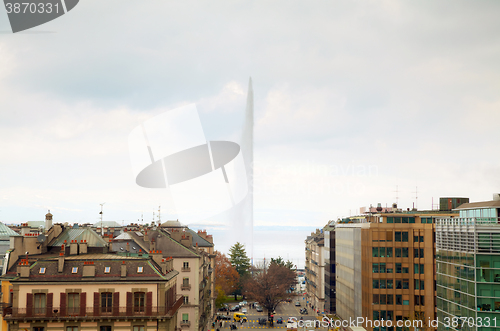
126;292;132;316
93;292;99;317
46;293;53;317
26;293;33;317
80;292;87;316
146;291;153;315
60;292;67;316
113;292;119;316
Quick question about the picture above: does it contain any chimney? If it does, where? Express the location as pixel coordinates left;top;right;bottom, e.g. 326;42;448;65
45;211;53;232
160;258;168;274
150;250;163;266
58;251;65;273
79;240;88;254
493;193;500;201
121;261;127;277
126;242;130;252
20;223;30;236
144;231;149;242
19;259;30;278
70;240;78;255
180;234;192;247
108;240;113;251
83;261;96;277
171;229;182;242
150;238;156;251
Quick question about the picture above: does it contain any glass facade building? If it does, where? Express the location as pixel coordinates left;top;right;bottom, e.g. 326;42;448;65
436;201;500;331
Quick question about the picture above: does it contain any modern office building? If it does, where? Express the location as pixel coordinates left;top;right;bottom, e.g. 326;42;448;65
436;195;500;331
336;207;458;331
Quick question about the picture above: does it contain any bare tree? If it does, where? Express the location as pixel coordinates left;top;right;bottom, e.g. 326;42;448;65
244;261;296;321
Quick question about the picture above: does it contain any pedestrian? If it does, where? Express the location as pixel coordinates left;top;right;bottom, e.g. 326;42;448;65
220;322;222;328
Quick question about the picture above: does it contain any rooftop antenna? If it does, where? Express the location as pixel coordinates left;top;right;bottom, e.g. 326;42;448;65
412;186;418;210
393;185;399;205
158;206;161;222
99;202;106;236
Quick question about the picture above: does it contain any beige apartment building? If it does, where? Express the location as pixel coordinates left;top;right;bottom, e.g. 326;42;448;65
305;229;325;312
1;214;183;331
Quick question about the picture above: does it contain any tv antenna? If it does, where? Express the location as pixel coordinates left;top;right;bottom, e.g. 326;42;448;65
412;186;418;210
393;185;399;205
99;202;106;236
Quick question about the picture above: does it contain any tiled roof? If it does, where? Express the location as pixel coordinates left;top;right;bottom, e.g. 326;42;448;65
454;200;500;210
51;228;108;247
186;229;213;247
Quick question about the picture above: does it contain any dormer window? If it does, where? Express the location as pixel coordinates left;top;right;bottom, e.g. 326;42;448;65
137;266;143;273
104;267;111;273
72;267;78;274
39;267;46;274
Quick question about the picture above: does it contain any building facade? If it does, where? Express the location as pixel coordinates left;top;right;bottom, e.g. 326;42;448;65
324;221;336;314
436;196;500;331
305;229;325;313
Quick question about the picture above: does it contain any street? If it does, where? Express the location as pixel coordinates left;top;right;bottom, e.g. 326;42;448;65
215;296;331;331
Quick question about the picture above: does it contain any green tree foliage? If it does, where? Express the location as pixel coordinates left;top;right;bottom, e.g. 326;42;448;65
229;242;251;277
270;256;296;270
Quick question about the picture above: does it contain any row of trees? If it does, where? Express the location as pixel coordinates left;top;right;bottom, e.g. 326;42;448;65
214;242;296;318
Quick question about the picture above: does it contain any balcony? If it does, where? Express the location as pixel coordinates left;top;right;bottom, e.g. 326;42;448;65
181;267;191;272
181;284;191;291
4;295;184;321
180;321;191;327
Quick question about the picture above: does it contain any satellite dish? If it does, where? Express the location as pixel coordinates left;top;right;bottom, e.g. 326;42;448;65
37;234;46;243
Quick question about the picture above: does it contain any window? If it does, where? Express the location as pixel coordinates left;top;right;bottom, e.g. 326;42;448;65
414;279;419;290
373;263;379;273
403;267;409;273
420;295;424;306
39;267;46;274
387;217;393;223
373;280;379;289
380;263;386;273
396;263;402;273
101;292;112;313
72;267;78;273
387;295;394;305
403;300;409;305
34;328;44;331
372;248;379;257
414;236;419;243
380;247;386;257
414;264;419;274
134;292;145;312
380;279;386;289
396;295;402;305
420;248;424;258
420;280;424;290
414;248;419;258
403;279;409;289
67;327;78;331
183;277;190;286
34;293;46;315
104;267;111;273
133;327;145;331
395;232;401;242
402;248;408;258
380;294;386;305
414;295;420;305
420;236;424;242
182;313;189;322
137;267;143;273
387;279;393;289
373;294;379;304
183;296;189;304
420;264;424;274
396;280;402;289
68;293;80;315
183;262;189;269
402;232;408;242
387;247;393;257
100;327;112;331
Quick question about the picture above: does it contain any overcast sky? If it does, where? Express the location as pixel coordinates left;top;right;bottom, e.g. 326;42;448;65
1;1;499;266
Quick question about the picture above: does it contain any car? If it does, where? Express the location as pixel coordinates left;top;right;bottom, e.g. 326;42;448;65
258;318;267;325
295;301;301;306
241;308;247;314
300;308;308;315
277;317;283;324
256;306;263;312
217;314;231;321
233;312;248;322
239;300;248;306
218;306;228;312
230;305;240;312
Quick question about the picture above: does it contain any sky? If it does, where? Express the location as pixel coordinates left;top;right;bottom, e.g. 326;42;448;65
1;1;500;268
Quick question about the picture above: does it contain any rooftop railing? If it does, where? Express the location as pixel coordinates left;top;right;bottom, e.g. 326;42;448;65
436;217;500;226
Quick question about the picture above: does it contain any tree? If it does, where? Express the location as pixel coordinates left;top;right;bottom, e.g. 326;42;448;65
229;242;251;277
244;262;296;321
270;256;296;270
214;251;240;302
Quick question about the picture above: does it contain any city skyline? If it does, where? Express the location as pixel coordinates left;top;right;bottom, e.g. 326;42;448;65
1;1;500;267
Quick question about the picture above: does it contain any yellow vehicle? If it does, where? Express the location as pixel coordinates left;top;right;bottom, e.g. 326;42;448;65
233;312;248;322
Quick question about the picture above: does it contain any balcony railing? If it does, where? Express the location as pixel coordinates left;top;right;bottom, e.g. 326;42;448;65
436;217;500;226
4;295;184;320
181;284;191;291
